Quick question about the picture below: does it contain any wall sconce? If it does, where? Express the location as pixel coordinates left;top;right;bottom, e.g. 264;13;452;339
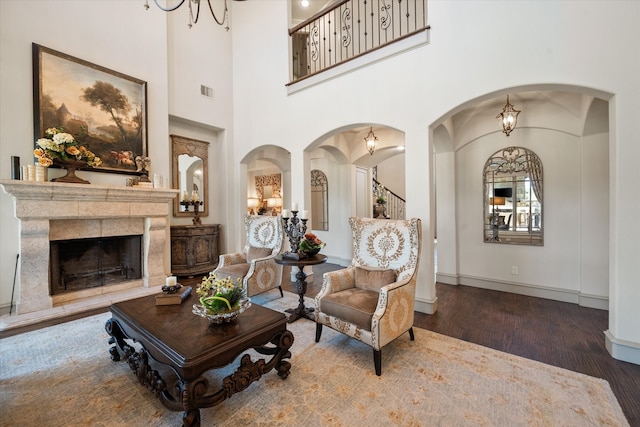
496;95;521;137
364;127;378;155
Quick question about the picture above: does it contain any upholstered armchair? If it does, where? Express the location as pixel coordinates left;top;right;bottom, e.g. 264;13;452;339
315;217;422;376
213;214;285;298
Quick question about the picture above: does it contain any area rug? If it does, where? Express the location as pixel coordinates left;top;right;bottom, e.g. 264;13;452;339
0;291;628;426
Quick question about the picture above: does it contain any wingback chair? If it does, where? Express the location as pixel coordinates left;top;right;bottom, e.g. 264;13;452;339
212;214;285;298
315;217;422;376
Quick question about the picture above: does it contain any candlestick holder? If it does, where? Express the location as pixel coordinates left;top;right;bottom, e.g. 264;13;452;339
180;200;204;225
281;210;308;259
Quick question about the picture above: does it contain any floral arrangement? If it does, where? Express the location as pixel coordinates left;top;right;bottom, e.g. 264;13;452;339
195;273;245;314
298;232;325;254
375;183;387;204
34;127;102;167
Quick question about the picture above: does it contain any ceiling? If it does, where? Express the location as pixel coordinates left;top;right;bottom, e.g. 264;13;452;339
291;0;338;24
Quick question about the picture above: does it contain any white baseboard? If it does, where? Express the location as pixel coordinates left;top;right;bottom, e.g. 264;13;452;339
454;274;609;310
604;330;640;365
435;272;458;286
415;296;437;315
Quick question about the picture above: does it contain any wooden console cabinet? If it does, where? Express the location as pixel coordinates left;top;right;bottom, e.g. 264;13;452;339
170;224;219;276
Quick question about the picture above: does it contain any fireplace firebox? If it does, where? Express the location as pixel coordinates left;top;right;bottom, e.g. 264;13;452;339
50;235;142;295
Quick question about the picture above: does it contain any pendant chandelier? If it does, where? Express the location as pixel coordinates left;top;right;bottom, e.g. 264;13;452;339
145;0;233;29
496;95;521;137
364;127;378;155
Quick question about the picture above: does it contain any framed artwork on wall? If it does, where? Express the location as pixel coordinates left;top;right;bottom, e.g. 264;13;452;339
32;43;148;175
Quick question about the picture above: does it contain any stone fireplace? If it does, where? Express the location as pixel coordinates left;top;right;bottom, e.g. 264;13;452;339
0;180;178;332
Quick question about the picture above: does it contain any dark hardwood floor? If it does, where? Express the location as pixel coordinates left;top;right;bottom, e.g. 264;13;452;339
283;263;640;426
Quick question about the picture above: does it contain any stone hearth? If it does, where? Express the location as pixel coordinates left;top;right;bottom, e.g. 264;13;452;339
0;180;178;332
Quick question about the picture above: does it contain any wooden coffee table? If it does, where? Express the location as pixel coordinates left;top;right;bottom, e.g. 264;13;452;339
105;289;293;427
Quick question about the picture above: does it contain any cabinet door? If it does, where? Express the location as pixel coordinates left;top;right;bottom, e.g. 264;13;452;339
170;225;219;276
170;236;191;272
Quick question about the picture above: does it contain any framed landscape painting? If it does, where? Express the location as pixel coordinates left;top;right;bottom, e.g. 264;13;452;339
32;43;147;175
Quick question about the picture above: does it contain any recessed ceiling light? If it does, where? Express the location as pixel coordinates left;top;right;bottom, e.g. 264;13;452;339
301;0;309;7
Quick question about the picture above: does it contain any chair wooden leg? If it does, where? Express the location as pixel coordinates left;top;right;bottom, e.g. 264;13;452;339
373;349;382;376
315;323;323;342
278;286;283;298
409;327;415;341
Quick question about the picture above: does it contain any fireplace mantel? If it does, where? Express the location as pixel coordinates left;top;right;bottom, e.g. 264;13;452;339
0;180;178;204
0;180;179;333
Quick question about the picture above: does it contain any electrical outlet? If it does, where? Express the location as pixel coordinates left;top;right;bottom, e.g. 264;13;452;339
511;266;519;275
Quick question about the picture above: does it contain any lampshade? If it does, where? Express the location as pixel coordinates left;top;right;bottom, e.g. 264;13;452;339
266;197;282;208
496;95;521;137
490;197;506;206
364;127;378;155
247;198;259;208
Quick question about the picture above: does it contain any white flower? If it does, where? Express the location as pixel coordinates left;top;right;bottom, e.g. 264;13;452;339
52;132;75;144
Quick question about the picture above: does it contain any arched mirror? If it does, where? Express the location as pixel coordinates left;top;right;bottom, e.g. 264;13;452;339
483;146;543;245
171;135;209;218
311;169;328;230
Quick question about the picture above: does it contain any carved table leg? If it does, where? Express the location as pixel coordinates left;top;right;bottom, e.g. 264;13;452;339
106;316;293;426
285;269;314;322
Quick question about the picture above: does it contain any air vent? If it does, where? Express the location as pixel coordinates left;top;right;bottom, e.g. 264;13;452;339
200;85;214;99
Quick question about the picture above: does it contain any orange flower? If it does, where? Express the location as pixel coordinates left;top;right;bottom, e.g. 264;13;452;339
66;146;81;156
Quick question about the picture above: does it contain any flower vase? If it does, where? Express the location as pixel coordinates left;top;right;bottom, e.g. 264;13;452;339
51;158;90;184
375;203;387;219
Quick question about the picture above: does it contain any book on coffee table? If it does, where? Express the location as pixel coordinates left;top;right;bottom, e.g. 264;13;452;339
155;286;192;305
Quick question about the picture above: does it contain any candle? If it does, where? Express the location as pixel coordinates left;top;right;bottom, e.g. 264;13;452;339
192;191;198;202
300;210;309;220
182;191;189;201
166;276;177;287
282;209;290;218
292;202;298;211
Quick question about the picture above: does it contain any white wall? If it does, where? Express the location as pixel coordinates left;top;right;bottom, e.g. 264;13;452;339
0;0;169;308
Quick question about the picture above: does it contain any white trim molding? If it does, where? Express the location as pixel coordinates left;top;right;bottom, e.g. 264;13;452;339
604;330;640;365
456;275;609;311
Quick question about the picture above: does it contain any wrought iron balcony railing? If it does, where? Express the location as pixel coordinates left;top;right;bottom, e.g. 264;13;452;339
289;0;429;84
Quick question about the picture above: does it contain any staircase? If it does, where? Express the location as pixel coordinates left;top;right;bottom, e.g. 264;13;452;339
373;179;405;220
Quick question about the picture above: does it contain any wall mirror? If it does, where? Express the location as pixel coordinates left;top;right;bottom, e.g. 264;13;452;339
483;146;543;245
171;135;209;218
311;169;328;230
255;173;282;215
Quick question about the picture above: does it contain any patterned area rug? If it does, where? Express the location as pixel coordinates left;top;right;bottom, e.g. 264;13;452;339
0;291;628;426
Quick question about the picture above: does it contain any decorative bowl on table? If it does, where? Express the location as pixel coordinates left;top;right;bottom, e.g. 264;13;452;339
193;272;248;325
193;298;251;324
298;232;325;258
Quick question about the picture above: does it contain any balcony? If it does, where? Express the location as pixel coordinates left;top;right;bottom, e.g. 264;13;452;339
288;0;429;86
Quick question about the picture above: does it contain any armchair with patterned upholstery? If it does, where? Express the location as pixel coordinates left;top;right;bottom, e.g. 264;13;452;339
315;216;422;376
212;214;285;298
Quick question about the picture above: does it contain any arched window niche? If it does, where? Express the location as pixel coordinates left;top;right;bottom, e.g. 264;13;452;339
483;146;543;246
311;169;328;231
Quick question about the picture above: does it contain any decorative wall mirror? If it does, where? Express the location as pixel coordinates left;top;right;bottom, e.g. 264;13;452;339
483;146;543;245
311;169;328;230
255;173;282;215
171;135;209;218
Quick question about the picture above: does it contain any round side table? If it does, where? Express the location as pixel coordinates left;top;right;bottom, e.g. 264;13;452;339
275;254;327;323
